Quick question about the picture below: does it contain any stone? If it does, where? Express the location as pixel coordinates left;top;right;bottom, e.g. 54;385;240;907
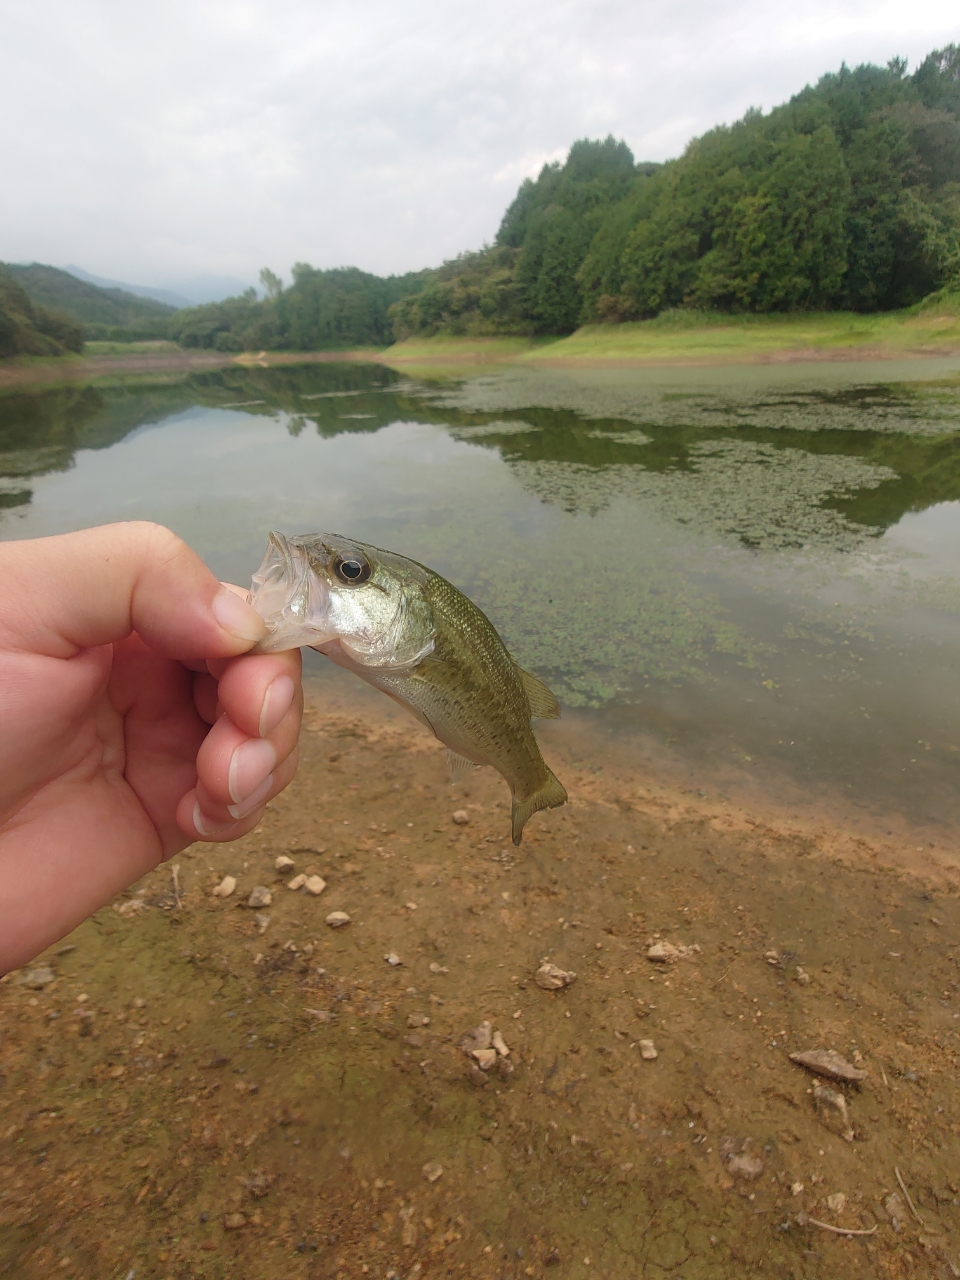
794;966;811;986
535;963;576;990
492;1030;510;1057
422;1161;443;1183
473;1048;498;1070
246;886;272;909
428;962;448;974
646;942;680;963
384;952;402;966
460;1021;493;1055
639;1039;658;1060
275;855;295;871
212;876;236;898
407;1013;430;1028
18;967;56;989
789;1049;867;1083
791;1182;804;1196
826;1192;847;1215
114;899;147;917
304;1008;332;1022
254;913;271;935
325;911;350;928
223;1212;246;1230
405;901;418;910
304;876;326;895
287;874;307;891
727;1153;764;1180
451;809;470;825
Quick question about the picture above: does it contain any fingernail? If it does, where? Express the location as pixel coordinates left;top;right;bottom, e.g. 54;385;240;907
212;587;266;645
228;738;277;804
227;772;274;819
259;675;295;738
193;802;235;838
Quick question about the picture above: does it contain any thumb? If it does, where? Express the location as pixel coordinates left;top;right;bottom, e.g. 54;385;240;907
0;522;265;660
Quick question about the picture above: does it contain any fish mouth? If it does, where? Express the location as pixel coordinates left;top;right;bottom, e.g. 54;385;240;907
248;531;330;652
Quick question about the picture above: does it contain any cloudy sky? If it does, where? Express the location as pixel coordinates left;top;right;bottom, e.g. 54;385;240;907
2;0;958;293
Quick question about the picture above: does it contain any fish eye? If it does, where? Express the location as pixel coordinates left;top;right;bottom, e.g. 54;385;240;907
334;553;371;585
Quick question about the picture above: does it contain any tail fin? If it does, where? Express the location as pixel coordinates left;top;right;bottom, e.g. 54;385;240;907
511;768;567;846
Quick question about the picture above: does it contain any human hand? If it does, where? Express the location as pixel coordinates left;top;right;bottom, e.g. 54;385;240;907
0;522;302;972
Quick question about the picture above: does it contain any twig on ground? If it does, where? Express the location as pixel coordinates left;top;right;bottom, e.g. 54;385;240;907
803;1215;878;1237
171;863;181;909
895;1166;925;1225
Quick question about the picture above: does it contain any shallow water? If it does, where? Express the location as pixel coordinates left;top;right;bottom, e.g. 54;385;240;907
3;356;960;846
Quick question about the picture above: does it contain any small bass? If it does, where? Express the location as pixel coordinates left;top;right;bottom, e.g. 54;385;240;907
249;531;567;844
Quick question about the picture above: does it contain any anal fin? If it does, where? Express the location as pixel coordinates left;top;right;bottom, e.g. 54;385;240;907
446;749;478;783
511;767;567;845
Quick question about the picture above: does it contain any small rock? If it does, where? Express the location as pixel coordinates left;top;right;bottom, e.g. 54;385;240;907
223;1212;246;1230
405;901;418;910
403;1034;424;1048
727;1153;764;1180
131;996;146;1008
885;1191;906;1225
813;1082;854;1141
246;885;272;909
325;911;350;928
428;962;448;974
245;1171;271;1199
275;855;295;872
794;966;811;986
764;950;780;965
422;1161;443;1183
639;1039;658;1060
287;874;307;891
18;967;56;989
304;876;326;896
498;1056;515;1078
646;942;679;963
789;1049;867;1083
212;876;236;898
460;1021;493;1054
492;1030;510;1057
115;899;147;917
254;912;271;935
384;952;402;966
791;1182;804;1196
407;1013;430;1028
535;962;576;990
826;1192;847;1215
451;809;470;825
473;1048;498;1071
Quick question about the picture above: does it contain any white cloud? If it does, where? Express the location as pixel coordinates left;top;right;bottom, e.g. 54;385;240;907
1;0;956;288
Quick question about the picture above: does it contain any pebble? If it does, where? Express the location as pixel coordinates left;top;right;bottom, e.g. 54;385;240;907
646;942;679;963
287;874;307;891
18;967;56;989
254;912;271;935
223;1213;246;1230
460;1021;493;1054
826;1192;847;1215
407;1013;430;1028
794;966;811;986
325;911;351;928
422;1161;443;1183
492;1030;510;1057
275;855;295;871
639;1039;658;1060
789;1049;867;1082
211;876;236;899
535;962;577;990
727;1153;764;1180
304;1008;332;1022
384;952;402;966
246;886;272;909
114;899;147;917
473;1048;498;1070
451;810;470;825
428;962;448;974
813;1082;855;1141
304;876;326;896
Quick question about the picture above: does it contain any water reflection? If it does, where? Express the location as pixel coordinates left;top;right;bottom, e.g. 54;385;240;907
2;358;960;839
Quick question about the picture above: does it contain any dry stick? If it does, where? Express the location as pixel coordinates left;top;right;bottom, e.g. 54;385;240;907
171;863;181;909
805;1217;878;1238
894;1166;925;1225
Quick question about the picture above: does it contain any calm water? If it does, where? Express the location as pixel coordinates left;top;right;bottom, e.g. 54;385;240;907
3;356;960;843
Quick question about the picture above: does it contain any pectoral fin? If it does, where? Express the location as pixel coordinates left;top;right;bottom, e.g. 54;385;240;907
446;749;478;782
516;664;561;719
511;767;567;845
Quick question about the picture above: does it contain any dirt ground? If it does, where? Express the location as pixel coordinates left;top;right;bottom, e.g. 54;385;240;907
2;684;959;1280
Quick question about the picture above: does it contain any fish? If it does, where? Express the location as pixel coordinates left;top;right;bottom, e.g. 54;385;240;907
248;531;567;844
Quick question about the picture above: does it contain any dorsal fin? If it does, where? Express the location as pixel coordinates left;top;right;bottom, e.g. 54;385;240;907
516;665;561;719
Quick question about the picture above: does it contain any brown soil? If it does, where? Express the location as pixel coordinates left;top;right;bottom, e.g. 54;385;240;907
2;686;959;1280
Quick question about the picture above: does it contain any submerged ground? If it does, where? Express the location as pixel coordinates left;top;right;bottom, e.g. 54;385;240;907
1;682;959;1280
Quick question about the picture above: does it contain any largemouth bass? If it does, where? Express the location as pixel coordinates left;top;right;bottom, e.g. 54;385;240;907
248;531;567;844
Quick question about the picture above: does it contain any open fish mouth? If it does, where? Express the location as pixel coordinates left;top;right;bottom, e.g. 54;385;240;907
248;531;330;652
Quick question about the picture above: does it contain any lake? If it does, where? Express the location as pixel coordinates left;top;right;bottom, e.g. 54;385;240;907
4;355;960;854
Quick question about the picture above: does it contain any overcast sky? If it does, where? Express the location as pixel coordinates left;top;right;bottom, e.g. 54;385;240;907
2;0;958;292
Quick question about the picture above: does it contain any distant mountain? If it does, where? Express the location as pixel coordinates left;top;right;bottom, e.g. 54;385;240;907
0;265;84;358
63;265;191;308
3;263;175;332
65;265;255;306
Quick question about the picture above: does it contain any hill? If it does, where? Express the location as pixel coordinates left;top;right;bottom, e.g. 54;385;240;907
0;266;84;358
2;263;176;339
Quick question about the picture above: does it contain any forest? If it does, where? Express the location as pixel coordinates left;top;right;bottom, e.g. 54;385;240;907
3;45;959;357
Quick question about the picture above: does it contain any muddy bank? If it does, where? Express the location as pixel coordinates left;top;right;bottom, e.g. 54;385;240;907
1;689;959;1280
